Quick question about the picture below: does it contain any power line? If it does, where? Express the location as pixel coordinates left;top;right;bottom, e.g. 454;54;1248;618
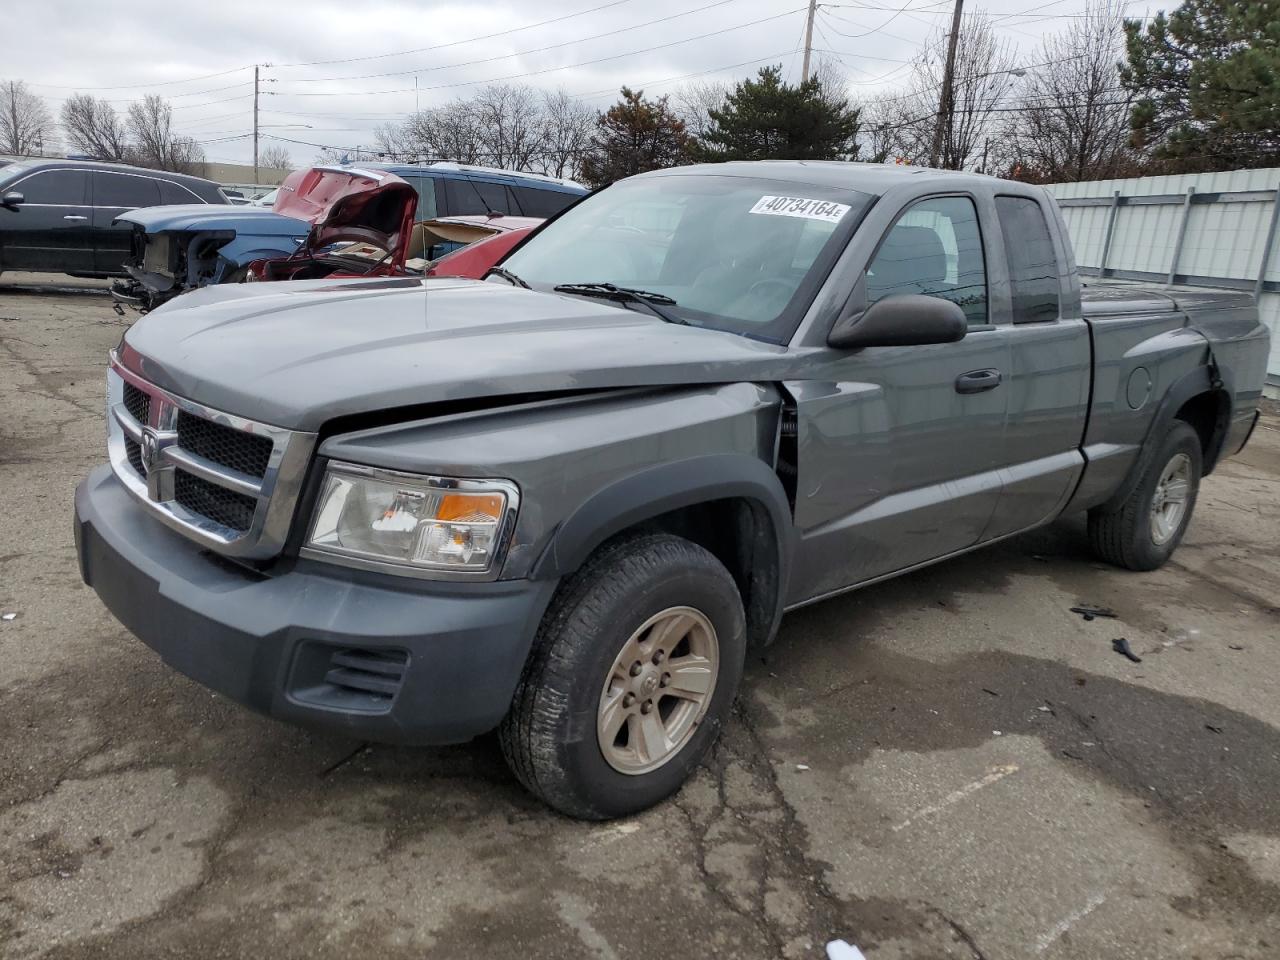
25;65;253;92
569;49;801;101
264;7;809;99
273;0;639;68
276;0;740;83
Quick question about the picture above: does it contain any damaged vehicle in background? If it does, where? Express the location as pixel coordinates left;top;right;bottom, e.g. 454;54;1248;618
111;162;585;310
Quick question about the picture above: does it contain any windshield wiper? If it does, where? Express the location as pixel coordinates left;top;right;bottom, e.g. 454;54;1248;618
483;266;530;289
553;282;687;325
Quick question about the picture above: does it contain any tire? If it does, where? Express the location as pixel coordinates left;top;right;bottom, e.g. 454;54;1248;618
1088;420;1202;571
499;533;746;820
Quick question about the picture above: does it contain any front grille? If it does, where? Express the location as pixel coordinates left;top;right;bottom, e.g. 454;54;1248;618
177;411;272;478
124;437;144;475
174;469;257;532
109;360;311;557
123;382;150;425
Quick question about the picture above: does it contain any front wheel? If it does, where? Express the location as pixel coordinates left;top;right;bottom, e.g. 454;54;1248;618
1088;420;1202;570
499;533;746;820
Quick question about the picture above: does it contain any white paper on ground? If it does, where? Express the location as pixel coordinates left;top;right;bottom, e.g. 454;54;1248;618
826;939;867;960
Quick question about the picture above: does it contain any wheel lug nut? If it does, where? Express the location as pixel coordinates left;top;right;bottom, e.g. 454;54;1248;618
629;662;643;677
652;650;665;664
660;673;669;687
623;693;636;708
640;701;653;714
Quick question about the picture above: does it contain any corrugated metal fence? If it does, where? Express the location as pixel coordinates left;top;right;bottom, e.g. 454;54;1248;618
1046;167;1280;389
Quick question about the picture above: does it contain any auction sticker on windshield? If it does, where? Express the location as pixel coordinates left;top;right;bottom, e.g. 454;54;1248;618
749;196;850;223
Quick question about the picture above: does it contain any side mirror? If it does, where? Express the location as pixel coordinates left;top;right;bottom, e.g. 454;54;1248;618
827;294;967;349
1;191;24;209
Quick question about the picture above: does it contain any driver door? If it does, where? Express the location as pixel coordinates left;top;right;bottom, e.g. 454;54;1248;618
786;194;1011;604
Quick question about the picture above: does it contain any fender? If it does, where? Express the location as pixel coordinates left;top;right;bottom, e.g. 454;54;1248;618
1101;357;1231;512
532;453;796;644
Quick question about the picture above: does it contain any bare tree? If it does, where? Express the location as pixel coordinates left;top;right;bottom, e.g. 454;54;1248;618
472;84;546;170
125;95;206;174
258;143;293;172
375;103;485;163
998;0;1135;182
538;90;594;179
0;80;56;156
858;99;900;164
60;93;128;160
864;14;1018;170
675;80;729;140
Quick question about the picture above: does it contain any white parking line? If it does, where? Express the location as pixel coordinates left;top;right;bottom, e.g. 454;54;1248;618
890;764;1020;833
1034;893;1107;954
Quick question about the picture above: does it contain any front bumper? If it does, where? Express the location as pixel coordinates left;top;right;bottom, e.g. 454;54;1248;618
74;465;557;745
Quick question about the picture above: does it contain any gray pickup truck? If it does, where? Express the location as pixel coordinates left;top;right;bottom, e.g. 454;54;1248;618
75;162;1268;819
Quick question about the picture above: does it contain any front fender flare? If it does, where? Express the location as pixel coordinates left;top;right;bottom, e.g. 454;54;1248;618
531;454;796;642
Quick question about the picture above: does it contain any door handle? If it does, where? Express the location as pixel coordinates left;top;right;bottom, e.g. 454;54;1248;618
63;215;88;221
955;368;1002;394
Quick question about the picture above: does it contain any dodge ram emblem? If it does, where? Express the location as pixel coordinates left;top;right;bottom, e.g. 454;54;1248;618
140;428;160;476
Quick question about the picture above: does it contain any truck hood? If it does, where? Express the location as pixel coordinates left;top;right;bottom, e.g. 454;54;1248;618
120;277;799;431
114;204;308;237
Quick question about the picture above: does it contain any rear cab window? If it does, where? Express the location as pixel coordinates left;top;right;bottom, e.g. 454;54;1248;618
995;195;1061;323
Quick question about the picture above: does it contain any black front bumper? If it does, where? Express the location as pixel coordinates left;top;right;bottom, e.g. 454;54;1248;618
75;465;557;745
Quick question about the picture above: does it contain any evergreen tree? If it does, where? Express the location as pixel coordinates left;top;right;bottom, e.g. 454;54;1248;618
690;66;860;163
1122;1;1280;171
578;87;689;188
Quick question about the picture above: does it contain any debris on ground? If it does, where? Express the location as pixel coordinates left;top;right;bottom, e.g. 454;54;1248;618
1071;605;1119;621
982;687;1000;697
1;612;16;621
1205;724;1224;734
826;940;868;960
795;764;810;771
1112;637;1142;663
1228;644;1245;651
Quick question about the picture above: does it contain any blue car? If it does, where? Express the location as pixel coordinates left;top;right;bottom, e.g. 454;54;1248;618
112;161;586;310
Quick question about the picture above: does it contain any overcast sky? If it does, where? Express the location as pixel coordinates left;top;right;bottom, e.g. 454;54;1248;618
21;0;1163;166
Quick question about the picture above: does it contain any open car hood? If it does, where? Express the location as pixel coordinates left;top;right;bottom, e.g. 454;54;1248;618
274;166;417;266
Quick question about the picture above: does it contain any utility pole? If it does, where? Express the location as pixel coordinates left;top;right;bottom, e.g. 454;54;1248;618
253;65;260;184
801;0;817;83
930;0;964;169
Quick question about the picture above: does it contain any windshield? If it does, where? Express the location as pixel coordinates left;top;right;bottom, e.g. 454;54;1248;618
502;173;873;342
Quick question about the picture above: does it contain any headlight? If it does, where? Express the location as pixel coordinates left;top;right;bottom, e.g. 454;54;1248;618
303;462;518;577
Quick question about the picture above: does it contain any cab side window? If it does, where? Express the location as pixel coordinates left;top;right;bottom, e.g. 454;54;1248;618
15;169;88;204
996;196;1060;323
866;196;988;326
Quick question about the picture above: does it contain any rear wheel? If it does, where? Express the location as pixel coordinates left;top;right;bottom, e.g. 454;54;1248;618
499;533;745;820
1088;420;1202;570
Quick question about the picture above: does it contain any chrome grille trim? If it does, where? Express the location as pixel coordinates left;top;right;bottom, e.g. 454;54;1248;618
106;351;316;559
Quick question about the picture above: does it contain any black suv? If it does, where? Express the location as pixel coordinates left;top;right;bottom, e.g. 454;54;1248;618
0;159;228;279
